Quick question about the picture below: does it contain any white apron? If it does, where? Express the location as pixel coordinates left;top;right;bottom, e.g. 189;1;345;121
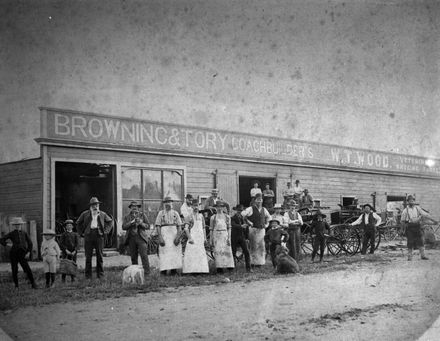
212;215;235;269
248;227;266;265
182;215;209;274
158;225;182;271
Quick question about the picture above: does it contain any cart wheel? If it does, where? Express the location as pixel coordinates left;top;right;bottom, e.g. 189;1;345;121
382;224;398;242
300;223;314;255
326;236;342;255
341;227;361;255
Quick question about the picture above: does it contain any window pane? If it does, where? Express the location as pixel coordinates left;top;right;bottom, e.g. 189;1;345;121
163;170;183;201
143;201;162;227
122;168;141;199
143;170;162;200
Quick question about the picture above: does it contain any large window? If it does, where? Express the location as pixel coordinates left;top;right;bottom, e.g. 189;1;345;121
121;167;184;224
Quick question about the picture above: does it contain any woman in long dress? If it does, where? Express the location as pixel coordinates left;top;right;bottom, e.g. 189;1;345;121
182;199;209;274
210;201;235;273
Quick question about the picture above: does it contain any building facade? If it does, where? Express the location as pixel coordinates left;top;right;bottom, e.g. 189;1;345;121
1;107;439;254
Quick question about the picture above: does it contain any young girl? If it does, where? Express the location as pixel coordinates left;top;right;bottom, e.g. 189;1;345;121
41;229;61;288
59;219;79;282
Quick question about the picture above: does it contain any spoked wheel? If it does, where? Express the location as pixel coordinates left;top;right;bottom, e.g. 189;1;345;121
365;230;381;251
341;227;361;255
382;222;399;242
301;223;314;255
326;235;342;255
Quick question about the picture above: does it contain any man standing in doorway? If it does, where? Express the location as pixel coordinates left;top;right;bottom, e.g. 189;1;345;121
122;201;151;275
76;197;114;279
350;204;382;255
400;195;438;261
262;183;275;210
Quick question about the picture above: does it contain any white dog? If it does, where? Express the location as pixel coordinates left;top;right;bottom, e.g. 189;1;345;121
122;265;145;285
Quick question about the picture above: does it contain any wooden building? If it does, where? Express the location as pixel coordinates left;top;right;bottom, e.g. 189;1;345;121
1;107;440;253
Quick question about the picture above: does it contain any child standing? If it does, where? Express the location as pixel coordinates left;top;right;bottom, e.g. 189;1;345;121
59;219;79;282
310;211;330;262
41;229;61;288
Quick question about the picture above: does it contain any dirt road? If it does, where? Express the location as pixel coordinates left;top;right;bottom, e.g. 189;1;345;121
2;252;440;340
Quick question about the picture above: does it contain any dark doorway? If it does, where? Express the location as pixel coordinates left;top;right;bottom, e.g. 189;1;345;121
238;176;276;208
55;162;117;248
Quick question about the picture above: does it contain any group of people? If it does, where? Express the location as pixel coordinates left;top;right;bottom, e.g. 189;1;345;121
1;190;438;288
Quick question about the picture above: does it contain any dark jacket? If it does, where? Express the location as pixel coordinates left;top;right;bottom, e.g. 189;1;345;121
0;230;32;253
231;213;248;240
59;231;79;253
76;210;113;237
268;228;289;245
360;213;377;230
310;220;330;238
122;212;150;244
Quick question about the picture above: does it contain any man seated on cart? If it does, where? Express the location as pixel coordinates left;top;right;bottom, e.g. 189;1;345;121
349;203;382;255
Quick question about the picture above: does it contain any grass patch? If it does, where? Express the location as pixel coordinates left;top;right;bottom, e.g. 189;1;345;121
0;253;395;311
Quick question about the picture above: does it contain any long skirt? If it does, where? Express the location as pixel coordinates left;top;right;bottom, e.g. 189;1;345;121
407;222;424;249
158;225;182;271
212;229;235;268
183;220;209;273
248;227;266;265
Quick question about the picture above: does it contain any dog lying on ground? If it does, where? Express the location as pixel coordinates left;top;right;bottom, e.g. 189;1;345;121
274;245;299;274
122;265;145;285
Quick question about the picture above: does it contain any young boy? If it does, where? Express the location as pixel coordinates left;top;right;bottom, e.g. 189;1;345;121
59;219;79;282
267;219;289;267
41;229;61;288
0;217;37;289
310;210;330;262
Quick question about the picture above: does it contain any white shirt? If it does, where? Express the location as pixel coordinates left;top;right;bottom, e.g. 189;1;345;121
91;210;100;229
351;212;382;227
250;188;262;198
283;210;304;225
180;202;193;220
241;206;271;228
400;206;429;223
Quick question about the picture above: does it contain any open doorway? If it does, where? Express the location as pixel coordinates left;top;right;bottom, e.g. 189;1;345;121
55;162;117;248
238;176;276;208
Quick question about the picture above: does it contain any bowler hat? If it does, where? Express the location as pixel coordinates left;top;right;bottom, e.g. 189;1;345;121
254;193;262;199
407;195;415;201
313;210;326;219
42;228;56;235
10;217;25;225
269;219;281;225
162;196;174;203
64;219;74;225
214;200;226;207
233;204;245;211
89;197;101;205
128;201;142;208
185;194;193;200
363;203;375;211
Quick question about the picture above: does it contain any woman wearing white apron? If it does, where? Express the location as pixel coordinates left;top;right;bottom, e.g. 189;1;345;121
182;199;209;274
210;201;235;273
241;193;271;267
155;196;183;275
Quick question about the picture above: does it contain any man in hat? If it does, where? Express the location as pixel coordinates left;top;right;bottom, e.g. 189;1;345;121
282;182;296;207
204;188;230;213
300;188;315;209
284;199;303;261
400;195;438;261
241;193;271;266
122;201;151;274
0;217;37;289
59;219;79;282
155;197;183;274
230;204;251;272
180;194;194;220
76;197;114;279
262;183;275;210
310;210;330;262
267;218;289;267
350;203;382;255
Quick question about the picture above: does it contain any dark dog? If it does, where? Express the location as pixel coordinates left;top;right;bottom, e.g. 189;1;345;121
274;245;299;274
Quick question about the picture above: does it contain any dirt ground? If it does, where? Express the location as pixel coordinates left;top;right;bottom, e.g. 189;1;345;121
2;250;440;341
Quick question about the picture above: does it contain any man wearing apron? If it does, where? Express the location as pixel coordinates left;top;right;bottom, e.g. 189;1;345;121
241;193;271;267
401;195;438;261
155;197;183;275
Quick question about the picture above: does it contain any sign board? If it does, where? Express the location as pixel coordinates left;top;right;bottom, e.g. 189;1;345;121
38;108;440;178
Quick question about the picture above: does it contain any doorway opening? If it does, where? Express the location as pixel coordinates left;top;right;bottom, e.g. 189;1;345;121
238;176;276;208
55;161;117;248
